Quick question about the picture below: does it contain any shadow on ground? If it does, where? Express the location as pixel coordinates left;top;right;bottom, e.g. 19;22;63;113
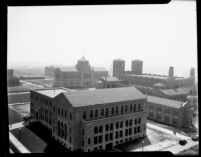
26;121;71;153
116;136;151;152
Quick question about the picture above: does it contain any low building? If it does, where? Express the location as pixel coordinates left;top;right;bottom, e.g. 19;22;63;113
96;77;124;89
145;95;194;128
7;69;20;87
30;87;147;152
135;85;189;102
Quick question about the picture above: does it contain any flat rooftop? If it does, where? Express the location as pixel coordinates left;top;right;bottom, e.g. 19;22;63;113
147;96;184;109
161;88;189;96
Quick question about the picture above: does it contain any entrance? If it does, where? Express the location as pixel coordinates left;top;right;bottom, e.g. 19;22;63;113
105;143;113;150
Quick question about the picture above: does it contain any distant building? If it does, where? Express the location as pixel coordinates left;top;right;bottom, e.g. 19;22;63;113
146;95;194;128
131;60;143;75
45;66;57;77
135;85;189;102
30;87;147;152
113;59;125;79
168;66;174;78
96;77;124;89
54;57;108;88
7;69;20;87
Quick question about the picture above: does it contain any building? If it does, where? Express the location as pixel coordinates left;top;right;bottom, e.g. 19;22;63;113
30;87;148;152
123;67;195;89
7;69;20;87
113;59;125;79
145;95;194;128
131;60;143;75
54;57;108;88
168;66;174;78
135;85;189;102
96;77;124;89
45;66;57;77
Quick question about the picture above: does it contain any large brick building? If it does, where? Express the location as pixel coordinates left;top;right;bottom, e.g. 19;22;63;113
145;95;194;128
30;87;147;152
96;77;124;89
54;57;108;88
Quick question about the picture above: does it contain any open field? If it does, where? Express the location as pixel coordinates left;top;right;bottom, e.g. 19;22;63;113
8;83;44;93
25;78;54;88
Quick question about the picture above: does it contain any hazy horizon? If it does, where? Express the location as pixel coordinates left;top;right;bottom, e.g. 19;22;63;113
8;1;197;78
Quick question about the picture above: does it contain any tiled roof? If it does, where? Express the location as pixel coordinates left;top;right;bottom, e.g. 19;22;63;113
161;88;189;96
62;87;146;107
93;67;108;72
58;66;78;72
36;88;70;98
147;96;183;109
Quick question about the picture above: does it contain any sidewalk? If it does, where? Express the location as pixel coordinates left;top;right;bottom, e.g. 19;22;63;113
9;122;25;131
147;123;191;140
162;140;199;154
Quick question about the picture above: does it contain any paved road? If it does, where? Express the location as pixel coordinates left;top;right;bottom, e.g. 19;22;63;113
20;80;45;88
147;123;191;140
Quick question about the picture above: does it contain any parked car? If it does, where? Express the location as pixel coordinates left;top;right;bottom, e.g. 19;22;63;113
192;135;199;141
179;139;187;145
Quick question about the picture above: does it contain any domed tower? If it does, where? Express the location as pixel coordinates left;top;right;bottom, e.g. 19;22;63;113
76;56;91;72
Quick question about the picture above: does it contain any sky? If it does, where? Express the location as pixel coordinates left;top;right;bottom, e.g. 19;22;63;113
7;1;197;78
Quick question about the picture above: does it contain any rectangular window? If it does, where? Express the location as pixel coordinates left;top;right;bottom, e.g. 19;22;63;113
120;131;123;137
90;110;93;118
116;122;119;129
99;126;103;133
83;111;86;120
106;108;109;116
101;109;104;116
120;122;123;128
125;105;128;112
70;112;72;120
95;109;98;118
105;134;108;141
116;132;119;138
138;118;141;124
129;128;132;135
110;123;113;130
110;133;113;140
130;104;132;112
106;124;109;131
116;107;118;114
99;135;102;143
88;138;91;144
112;107;114;115
94;136;98;145
121;106;123;114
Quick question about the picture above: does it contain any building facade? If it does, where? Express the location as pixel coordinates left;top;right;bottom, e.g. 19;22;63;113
113;59;125;79
30;87;147;152
54;57;108;88
131;60;143;75
145;95;194;128
45;66;57;77
7;69;20;87
96;77;124;89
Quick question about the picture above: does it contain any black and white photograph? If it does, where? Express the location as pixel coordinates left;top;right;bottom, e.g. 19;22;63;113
7;0;198;154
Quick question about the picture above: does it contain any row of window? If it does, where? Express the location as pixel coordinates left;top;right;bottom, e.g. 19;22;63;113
149;107;179;116
31;94;52;107
56;120;72;143
83;103;142;120
93;118;141;134
86;126;142;146
54;106;72;120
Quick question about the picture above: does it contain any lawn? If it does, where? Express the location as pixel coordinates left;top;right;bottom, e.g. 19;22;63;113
25;79;54;87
